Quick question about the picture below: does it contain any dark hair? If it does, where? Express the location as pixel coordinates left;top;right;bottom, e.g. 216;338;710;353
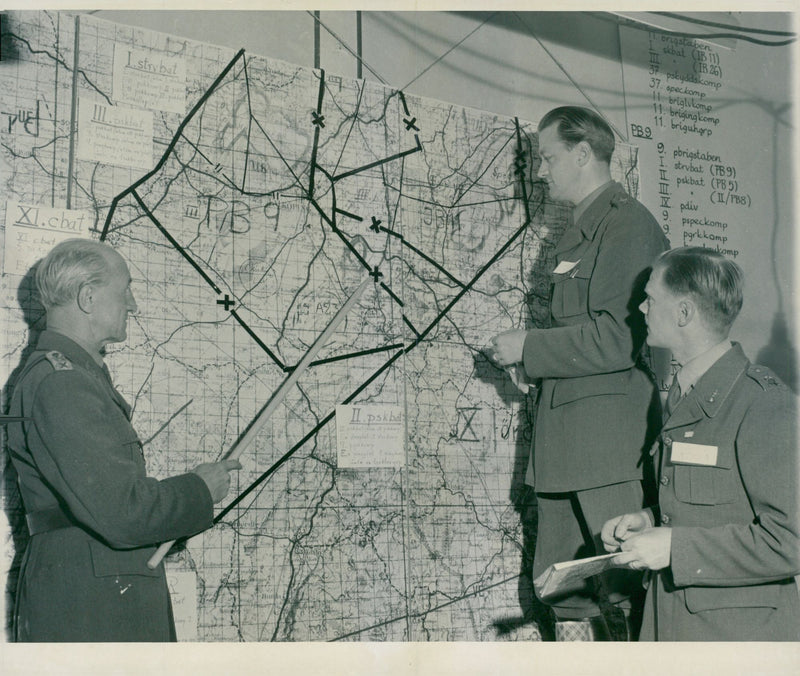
654;247;744;335
537;106;615;164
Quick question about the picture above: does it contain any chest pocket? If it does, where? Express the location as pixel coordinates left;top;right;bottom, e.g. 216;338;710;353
671;449;736;505
552;263;592;321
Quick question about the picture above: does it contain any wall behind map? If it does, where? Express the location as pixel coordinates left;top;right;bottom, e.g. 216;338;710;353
93;10;798;389
0;10;795;642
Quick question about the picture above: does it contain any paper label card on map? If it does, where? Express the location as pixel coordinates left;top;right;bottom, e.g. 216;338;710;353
336;404;405;469
113;44;186;113
3;201;92;276
77;98;153;169
166;570;197;642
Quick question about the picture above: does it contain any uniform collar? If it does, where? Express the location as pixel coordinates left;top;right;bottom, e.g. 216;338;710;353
690;342;748;417
676;339;732;395
555;181;624;257
574;180;623;240
663;343;748;430
36;330;105;375
572;179;614;226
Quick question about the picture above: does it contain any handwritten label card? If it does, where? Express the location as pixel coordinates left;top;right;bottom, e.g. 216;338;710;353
3;201;92;276
166;570;197;642
113;44;186;113
336;404;405;469
77;97;153;170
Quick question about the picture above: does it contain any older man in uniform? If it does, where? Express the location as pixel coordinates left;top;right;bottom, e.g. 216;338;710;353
602;247;800;641
488;106;668;640
7;238;241;641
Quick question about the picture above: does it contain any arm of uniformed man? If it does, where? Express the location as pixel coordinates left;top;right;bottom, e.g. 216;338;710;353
29;368;241;548
489;211;665;380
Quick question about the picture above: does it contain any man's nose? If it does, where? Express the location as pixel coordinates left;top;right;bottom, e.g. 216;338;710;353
537;163;547;178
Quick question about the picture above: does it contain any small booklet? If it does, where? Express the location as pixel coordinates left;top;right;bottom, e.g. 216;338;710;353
533;553;623;599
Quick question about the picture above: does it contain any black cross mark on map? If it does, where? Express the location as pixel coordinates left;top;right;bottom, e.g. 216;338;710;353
456;407;480;442
370;266;383;281
369;216;382;233
217;294;235;311
514;148;527;177
311;111;325;128
403;116;419;131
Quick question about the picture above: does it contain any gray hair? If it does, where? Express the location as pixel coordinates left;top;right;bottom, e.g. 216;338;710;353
35;238;113;311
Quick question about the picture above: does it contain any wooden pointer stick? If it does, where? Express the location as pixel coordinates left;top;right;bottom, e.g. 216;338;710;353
0;416;30;424
147;276;372;569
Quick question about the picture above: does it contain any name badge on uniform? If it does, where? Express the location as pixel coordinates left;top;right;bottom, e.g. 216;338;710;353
553;260;580;275
670;441;718;466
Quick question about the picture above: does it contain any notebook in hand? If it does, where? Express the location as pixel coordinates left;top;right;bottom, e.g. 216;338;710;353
533;553;623;599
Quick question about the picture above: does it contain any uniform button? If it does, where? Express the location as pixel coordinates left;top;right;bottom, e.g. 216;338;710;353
661;514;671;524
660;475;670;485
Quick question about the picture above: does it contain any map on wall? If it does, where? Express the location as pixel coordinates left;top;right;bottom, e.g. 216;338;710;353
0;11;641;641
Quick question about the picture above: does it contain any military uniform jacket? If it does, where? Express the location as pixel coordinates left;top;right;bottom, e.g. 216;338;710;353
522;181;669;492
641;344;800;641
7;330;214;641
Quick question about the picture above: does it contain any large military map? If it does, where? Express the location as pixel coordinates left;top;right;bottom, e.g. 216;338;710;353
1;11;640;641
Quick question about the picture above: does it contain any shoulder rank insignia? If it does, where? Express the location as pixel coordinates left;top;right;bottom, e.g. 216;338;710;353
746;364;781;390
610;192;630;208
45;351;73;371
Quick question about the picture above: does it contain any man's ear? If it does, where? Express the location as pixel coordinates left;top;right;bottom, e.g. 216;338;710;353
575;140;593;167
677;298;696;327
76;283;94;314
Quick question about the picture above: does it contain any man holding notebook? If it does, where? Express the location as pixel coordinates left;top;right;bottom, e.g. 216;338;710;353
601;247;800;641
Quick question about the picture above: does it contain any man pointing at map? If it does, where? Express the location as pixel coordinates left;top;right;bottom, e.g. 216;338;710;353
487;106;668;640
7;238;241;641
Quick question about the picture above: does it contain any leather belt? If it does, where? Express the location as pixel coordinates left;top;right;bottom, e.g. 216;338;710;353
26;507;76;535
